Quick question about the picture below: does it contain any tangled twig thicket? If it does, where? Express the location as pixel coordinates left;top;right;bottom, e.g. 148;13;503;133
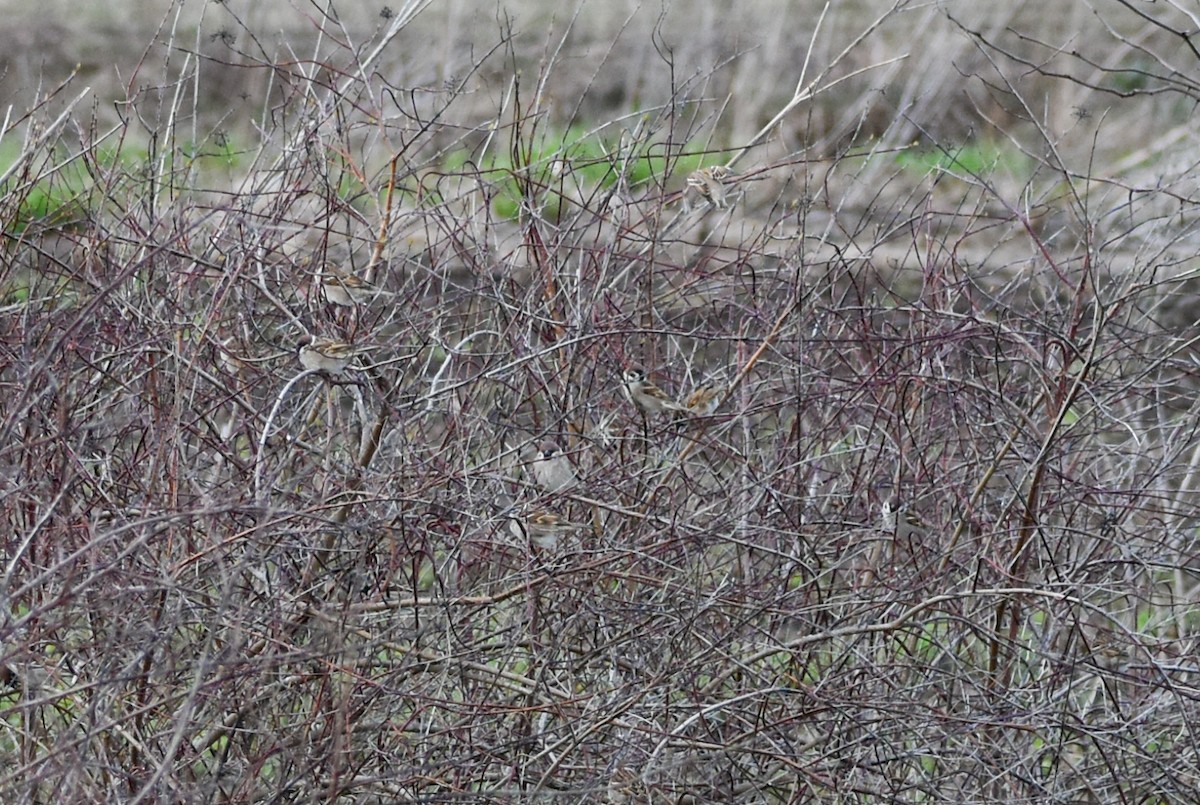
4;1;1200;802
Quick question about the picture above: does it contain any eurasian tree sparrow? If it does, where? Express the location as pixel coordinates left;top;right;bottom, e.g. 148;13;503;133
623;367;688;414
296;336;376;374
684;384;722;416
508;508;585;551
217;336;251;376
320;268;381;307
532;440;578;493
686;165;733;209
879;485;930;541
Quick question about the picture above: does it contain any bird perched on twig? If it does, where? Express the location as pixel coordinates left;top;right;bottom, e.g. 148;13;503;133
508;507;585;551
623;366;688;414
683;383;723;416
319;268;382;307
877;481;930;541
686;165;733;209
532;440;579;493
296;336;376;375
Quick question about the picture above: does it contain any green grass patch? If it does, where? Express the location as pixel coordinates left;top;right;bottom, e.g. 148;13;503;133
0;131;255;234
893;139;1030;180
432;125;728;221
2;178;90;232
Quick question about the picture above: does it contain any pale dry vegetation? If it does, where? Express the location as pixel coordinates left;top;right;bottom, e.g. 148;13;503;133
4;1;1200;803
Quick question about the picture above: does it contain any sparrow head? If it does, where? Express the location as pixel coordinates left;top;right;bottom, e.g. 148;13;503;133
688;166;731;187
537;440;561;460
623;366;647;385
527;510;567;528
324;268;370;288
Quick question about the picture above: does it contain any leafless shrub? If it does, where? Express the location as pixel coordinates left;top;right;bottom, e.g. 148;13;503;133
3;1;1200;803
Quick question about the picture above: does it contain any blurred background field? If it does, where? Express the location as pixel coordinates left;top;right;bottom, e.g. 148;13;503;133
3;0;1192;159
6;0;1198;265
5;1;1200;802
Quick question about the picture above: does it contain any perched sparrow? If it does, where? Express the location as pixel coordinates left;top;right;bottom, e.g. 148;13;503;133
320;268;380;307
607;766;650;804
532;440;578;493
296;336;375;374
879;489;929;540
217;336;251;376
623;367;688;414
508;508;585;551
686;165;733;209
684;384;722;416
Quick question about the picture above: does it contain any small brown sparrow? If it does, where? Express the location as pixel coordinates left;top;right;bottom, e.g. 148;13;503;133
878;484;930;540
508;508;585;551
686;165;733;209
532;440;578;493
684;384;722;415
623;367;688;414
320;268;380;307
296;336;376;374
217;336;251;376
607;766;650;804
